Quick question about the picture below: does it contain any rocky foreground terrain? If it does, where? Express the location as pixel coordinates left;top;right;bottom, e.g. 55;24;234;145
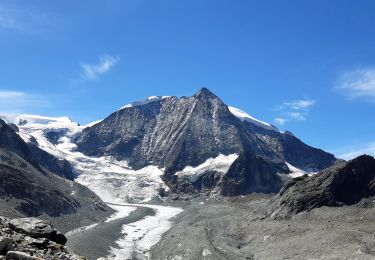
0;217;83;260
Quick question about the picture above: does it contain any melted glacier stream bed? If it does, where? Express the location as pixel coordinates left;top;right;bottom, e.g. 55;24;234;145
1;115;184;259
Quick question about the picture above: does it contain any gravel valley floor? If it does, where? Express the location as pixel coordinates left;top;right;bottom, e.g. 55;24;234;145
150;195;375;260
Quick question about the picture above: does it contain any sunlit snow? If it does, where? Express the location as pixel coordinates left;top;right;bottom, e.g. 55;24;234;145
228;106;278;131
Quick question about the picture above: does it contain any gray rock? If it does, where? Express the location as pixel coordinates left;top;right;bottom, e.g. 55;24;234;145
0;237;13;255
9;218;66;245
270;155;375;218
5;251;42;260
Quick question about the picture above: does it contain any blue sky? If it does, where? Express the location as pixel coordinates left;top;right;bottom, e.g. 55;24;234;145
0;0;374;159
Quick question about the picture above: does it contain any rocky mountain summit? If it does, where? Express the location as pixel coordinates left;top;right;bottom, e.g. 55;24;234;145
270;155;375;218
76;88;338;195
0;217;83;260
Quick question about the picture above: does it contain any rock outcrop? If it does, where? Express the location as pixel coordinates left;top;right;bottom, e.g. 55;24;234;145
270;155;375;218
0;217;82;260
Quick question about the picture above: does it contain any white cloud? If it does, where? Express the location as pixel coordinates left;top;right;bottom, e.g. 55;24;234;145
0;3;54;34
80;55;119;80
337;67;375;100
287;112;306;121
336;142;375;160
274;118;286;126
283;99;316;110
273;98;315;125
0;90;48;113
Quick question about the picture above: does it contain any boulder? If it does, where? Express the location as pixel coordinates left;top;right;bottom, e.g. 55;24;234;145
5;251;42;260
0;237;13;255
8;218;66;245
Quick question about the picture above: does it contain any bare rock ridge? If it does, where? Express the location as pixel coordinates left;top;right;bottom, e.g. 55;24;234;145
76;88;338;195
0;119;74;180
270;154;375;218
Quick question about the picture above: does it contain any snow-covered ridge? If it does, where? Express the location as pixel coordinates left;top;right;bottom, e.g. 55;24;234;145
119;96;171;110
228;106;278;131
0;114;78;127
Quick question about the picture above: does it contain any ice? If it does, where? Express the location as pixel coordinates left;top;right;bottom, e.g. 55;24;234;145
107;203;183;260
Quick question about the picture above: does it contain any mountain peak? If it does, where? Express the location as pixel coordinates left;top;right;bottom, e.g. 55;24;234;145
194;87;218;99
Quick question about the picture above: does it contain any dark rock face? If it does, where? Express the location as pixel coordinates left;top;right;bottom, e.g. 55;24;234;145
27;144;75;180
76;88;337;195
220;153;285;196
270;155;375;217
0;120;40;171
166;170;223;194
44;130;67;146
0;119;74;180
0;154;79;217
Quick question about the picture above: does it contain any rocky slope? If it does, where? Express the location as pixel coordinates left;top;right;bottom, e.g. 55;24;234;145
0;216;83;260
270;155;375;218
0;119;113;231
0;119;74;180
76;88;337;195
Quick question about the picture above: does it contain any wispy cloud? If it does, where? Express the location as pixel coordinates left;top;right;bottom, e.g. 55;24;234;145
335;142;375;160
0;3;55;34
0;90;48;113
273;98;316;126
80;55;119;80
274;118;286;126
283;99;316;110
336;67;375;101
287;111;306;121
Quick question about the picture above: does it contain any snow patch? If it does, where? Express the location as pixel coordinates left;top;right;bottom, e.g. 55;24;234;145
286;162;319;178
85;119;103;127
175;153;238;181
228;106;278;131
105;204;137;223
202;248;212;256
119;96;170;110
